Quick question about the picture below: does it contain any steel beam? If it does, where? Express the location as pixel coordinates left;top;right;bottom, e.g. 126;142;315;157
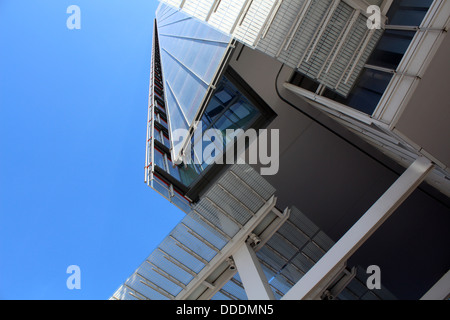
282;157;433;300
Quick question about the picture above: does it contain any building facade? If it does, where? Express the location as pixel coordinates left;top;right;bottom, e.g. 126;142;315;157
112;0;450;300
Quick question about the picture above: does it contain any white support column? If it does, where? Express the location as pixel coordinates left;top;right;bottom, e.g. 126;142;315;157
282;157;433;300
233;241;275;300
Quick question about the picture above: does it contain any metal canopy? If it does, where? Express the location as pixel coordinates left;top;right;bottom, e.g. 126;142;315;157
111;164;397;300
111;164;277;300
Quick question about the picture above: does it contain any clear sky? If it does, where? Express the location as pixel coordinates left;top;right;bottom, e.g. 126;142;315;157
0;0;185;299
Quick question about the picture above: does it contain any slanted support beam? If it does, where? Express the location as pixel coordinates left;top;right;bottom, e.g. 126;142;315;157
175;195;277;300
282;157;433;300
233;241;275;300
421;270;450;300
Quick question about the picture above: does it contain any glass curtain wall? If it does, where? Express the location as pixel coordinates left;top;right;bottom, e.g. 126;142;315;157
156;3;232;160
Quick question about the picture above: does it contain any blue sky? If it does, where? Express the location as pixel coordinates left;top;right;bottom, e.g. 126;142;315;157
0;0;185;299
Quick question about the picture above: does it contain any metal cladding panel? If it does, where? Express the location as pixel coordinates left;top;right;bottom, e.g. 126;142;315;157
194;198;241;238
286;206;319;237
216;172;266;213
257;0;307;56
148;250;195;286
135;262;184;297
123;273;172;300
182;0;216;21
206;184;254;226
253;205;335;297
230;164;276;201
220;277;247;300
159;0;384;97
233;0;277;47
208;0;247;34
113;163;397;300
278;0;332;69
159;235;206;273
299;1;354;87
336;28;383;96
111;164;277;300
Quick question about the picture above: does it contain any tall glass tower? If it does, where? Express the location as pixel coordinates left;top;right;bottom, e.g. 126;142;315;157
146;3;275;211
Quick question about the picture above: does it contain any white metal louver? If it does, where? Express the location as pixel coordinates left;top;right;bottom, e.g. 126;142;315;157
257;0;383;97
160;0;384;97
160;0;278;47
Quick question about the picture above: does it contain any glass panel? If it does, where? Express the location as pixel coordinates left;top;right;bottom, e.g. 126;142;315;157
156;3;232;160
152;73;263;188
165;83;189;133
154;127;163;144
158;117;169;130
167;158;181;181
323;68;393;115
367;30;415;70
204;97;225;123
178;162;200;187
163;133;170;148
289;71;320;92
154;148;166;170
152;176;170;199
386;0;433;26
171;191;191;213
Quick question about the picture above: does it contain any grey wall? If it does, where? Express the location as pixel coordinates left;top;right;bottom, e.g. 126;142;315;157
229;43;450;299
395;32;450;169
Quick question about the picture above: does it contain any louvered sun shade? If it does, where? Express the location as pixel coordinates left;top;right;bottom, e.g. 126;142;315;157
257;0;383;97
160;0;383;98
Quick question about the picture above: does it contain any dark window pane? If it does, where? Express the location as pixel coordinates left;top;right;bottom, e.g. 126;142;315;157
167;158;181;181
324;68;393;115
367;30;415;69
290;72;320;92
163;134;170;148
387;0;433;26
215;88;233;104
154;128;162;144
158;117;168;130
178;163;200;186
154;149;166;170
205;97;224;122
227;101;259;128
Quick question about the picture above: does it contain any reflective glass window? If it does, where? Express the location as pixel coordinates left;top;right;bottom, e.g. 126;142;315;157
386;0;433;26
163;133;170;148
367;30;415;70
154;127;163;144
154;148;166;170
156;3;232;159
324;68;393;115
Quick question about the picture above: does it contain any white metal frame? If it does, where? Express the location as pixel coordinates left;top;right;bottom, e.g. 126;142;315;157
282;157;433;300
233;241;276;300
175;195;277;299
421;270;450;300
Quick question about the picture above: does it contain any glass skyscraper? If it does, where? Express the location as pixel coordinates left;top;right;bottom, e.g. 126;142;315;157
146;3;275;210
